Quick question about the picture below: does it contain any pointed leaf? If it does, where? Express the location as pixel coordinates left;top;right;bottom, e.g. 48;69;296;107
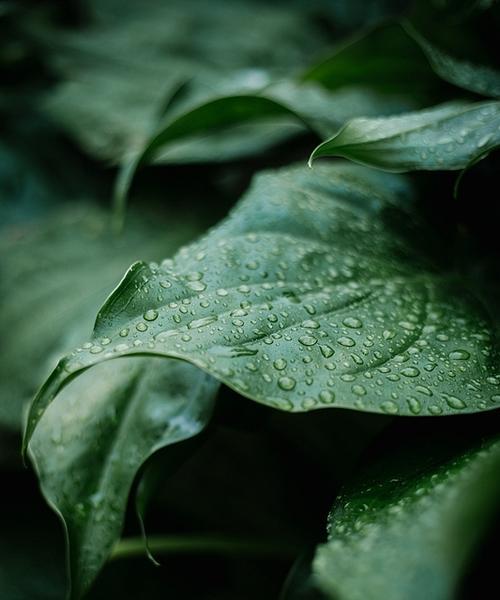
314;430;500;600
29;357;217;599
309;101;500;171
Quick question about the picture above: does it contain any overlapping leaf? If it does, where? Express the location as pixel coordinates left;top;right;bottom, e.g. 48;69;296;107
24;162;500;455
42;0;333;162
309;100;500;171
30;358;217;599
314;430;500;600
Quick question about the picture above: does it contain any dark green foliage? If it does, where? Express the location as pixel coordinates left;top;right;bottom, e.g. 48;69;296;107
1;1;500;599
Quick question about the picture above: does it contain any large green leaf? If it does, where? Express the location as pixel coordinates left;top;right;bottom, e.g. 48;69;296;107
313;428;500;600
24;162;500;455
309;101;500;171
30;358;217;599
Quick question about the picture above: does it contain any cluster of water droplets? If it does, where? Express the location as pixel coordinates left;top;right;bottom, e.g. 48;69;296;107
64;164;500;416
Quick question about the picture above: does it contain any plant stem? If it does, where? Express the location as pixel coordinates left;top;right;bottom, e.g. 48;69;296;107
110;534;301;562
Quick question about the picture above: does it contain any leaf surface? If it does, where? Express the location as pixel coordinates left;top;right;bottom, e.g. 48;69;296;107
24;162;500;455
30;357;217;599
314;429;500;600
309;101;500;171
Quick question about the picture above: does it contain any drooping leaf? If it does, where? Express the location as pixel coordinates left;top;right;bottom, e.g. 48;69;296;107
309;100;500;171
29;357;218;599
42;0;333;162
24;162;500;456
114;83;417;223
0;202;203;429
313;427;500;600
404;23;500;99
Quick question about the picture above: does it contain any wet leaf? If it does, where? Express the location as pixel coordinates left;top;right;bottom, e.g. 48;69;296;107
309;101;500;171
0;203;202;429
30;358;217;599
314;429;500;600
24;162;500;456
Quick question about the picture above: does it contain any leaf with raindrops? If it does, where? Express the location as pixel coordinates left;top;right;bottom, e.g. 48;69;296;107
23;162;500;454
313;428;500;600
309;100;500;172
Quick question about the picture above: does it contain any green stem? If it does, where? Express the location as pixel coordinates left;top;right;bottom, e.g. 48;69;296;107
111;534;300;562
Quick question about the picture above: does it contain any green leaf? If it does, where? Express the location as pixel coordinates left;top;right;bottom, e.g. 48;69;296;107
114;83;417;226
24;162;500;455
404;23;500;99
29;357;217;599
309;100;500;171
302;22;438;102
313;429;500;600
113;95;309;226
43;0;333;162
0;203;202;429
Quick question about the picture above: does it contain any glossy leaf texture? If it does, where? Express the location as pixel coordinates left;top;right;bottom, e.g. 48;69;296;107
313;428;500;600
30;358;217;599
24;162;500;455
404;24;500;99
0;203;203;429
309;101;500;171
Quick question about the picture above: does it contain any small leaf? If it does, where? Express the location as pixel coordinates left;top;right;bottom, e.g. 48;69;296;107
24;162;500;456
113;95;309;226
314;429;500;600
309;100;500;171
30;357;218;599
404;23;500;99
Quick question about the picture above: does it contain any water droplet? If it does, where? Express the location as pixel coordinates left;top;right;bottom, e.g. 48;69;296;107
343;317;362;329
144;309;158;321
136;322;148;332
302;319;320;329
273;358;287;370
188;315;218;329
278;376;296;391
319;390;335;404
352;384;366;396
320;344;335;358
119;328;129;337
381;400;399;414
187;280;206;292
442;393;466;410
401;367;420;378
299;335;317;347
216;288;229;297
448;349;470;361
406;397;422;415
302;398;317;409
90;345;103;354
338;336;355;347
